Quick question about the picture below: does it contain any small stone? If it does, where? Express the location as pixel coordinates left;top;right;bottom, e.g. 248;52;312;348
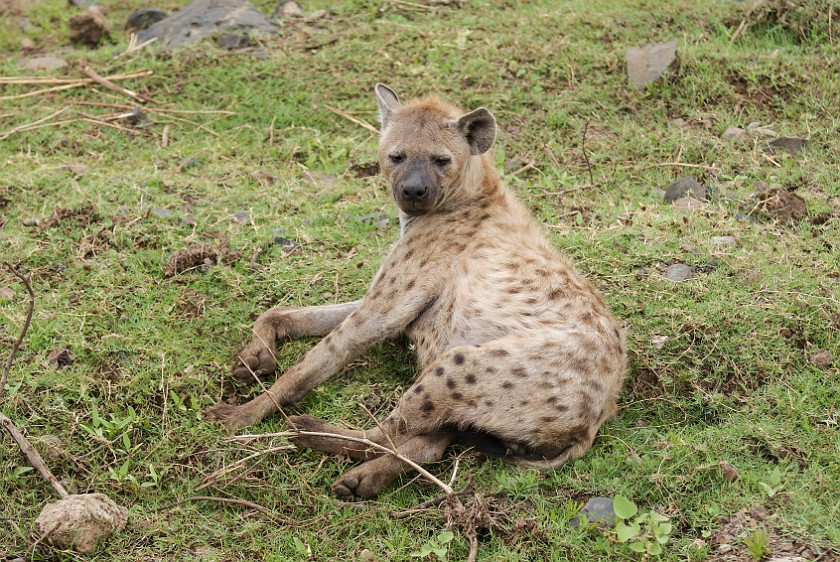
48;349;74;369
358;549;378;562
251;170;277;185
747;122;777;137
126;107;149;127
277;0;304;17
152;207;173;219
665;263;695;283
0;287;16;300
69;6;112;47
569;496;616;527
23;56;69;72
751;505;769;521
20;37;36;49
665;177;706;202
712;236;737;247
722;126;749;142
69;0;97;7
625;40;679;88
124;8;169;32
809;349;833;368
376;218;390;229
232;211;251;223
35;494;128;554
273;236;301;253
215;32;251;49
182;215;197;226
23;218;40;227
719;544;733;554
769;136;808;155
718;462;740;481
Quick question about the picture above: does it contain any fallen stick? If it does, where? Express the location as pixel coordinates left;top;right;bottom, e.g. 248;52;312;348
0;107;70;140
156;495;291;525
0;263;34;402
79;65;154;104
0;70;153;101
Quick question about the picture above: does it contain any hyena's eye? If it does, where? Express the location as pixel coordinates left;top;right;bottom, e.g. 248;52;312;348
389;153;405;164
432;156;451;167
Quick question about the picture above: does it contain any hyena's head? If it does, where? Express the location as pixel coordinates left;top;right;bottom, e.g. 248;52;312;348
374;84;496;216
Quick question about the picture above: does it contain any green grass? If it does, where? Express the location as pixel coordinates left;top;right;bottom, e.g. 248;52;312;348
1;0;838;560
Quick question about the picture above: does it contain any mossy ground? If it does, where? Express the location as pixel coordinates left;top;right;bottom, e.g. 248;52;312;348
1;0;838;560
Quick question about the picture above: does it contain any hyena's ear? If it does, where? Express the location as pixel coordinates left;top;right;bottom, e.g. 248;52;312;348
457;107;497;155
374;84;401;130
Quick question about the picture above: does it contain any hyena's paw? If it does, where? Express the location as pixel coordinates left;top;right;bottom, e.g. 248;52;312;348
331;464;391;501
204;402;256;432
231;340;277;384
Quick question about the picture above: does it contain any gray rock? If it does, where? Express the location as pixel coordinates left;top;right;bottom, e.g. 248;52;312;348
232;211;251;223
664;177;706;202
721;126;749;142
768;136;808;155
23;56;69;72
569;497;616;527
666;263;695;283
712;236;737;247
124;8;169;32
152;207;173;219
809;349;833;368
69;0;97;7
215;32;251;49
138;0;276;49
182;214;197;226
625;40;678;88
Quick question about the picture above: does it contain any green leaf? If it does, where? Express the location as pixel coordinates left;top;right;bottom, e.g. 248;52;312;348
433;547;447;558
616;520;640;542
649;511;669;523
628;541;646;552
122;432;131;449
613;495;638;519
650;541;663;555
656;522;673;537
438;531;454;544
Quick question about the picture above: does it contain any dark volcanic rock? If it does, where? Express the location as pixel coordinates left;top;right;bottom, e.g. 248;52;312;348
215;32;251;49
626;40;678;88
138;0;276;49
664;177;706;202
124;8;169;32
768;136;808;155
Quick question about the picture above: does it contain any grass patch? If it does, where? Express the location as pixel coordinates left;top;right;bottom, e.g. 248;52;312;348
1;0;838;560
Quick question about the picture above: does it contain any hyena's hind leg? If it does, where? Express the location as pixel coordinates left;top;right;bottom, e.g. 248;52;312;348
231;301;361;383
288;414;454;500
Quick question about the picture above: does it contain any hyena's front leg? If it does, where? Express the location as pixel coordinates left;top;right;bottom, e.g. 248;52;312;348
231;301;362;383
206;272;437;431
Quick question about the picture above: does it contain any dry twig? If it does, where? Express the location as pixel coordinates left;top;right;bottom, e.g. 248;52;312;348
196;444;295;490
0;264;69;499
0;108;70;140
0;70;152;101
79;65;154;104
581;119;595;186
323;105;379;134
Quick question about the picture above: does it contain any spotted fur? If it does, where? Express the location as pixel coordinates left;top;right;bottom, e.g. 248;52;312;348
205;85;627;500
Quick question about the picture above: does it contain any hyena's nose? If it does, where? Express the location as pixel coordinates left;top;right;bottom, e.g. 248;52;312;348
400;182;429;201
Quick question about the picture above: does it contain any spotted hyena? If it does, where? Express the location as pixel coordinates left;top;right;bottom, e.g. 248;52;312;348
205;84;627;499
